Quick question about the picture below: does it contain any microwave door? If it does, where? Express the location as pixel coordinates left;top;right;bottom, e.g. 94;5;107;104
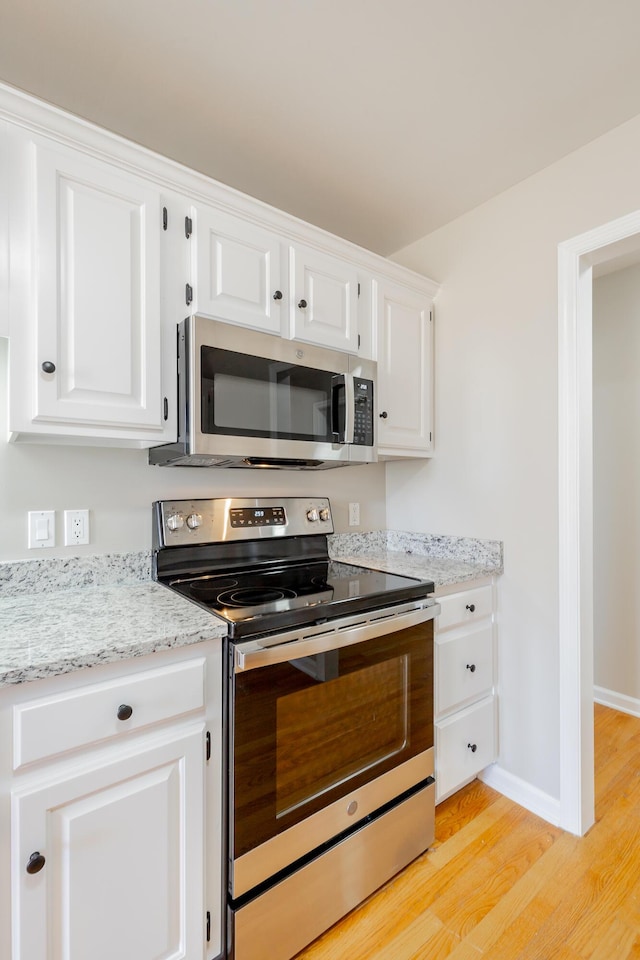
331;375;354;445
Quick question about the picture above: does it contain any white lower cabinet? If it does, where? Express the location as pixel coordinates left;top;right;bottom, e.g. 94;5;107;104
435;581;497;802
12;727;204;960
0;642;223;960
435;697;496;802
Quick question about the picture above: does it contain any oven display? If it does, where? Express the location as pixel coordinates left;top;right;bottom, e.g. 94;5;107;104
229;506;286;528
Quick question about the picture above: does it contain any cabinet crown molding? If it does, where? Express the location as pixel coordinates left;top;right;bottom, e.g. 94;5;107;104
0;81;439;295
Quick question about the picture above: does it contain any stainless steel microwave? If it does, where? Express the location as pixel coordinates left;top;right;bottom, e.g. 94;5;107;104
149;315;377;469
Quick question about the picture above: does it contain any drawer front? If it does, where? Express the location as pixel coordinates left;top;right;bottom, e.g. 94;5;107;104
435;696;495;802
436;585;493;633
436;624;494;718
13;658;206;769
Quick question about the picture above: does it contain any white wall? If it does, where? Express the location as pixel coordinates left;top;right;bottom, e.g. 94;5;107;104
593;263;640;704
388;112;640;803
0;338;387;561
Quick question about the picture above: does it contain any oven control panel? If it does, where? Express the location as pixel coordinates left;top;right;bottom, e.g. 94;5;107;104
154;497;334;547
229;506;286;528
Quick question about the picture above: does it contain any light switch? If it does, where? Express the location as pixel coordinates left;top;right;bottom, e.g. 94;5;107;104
28;511;55;548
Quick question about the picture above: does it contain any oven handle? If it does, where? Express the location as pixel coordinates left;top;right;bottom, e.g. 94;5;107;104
233;602;440;672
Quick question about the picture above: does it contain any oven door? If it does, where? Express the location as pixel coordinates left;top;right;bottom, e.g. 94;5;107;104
228;601;438;901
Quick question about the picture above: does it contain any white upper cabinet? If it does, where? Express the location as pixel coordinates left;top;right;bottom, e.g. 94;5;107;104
0;84;439;450
290;243;359;354
0;121;8;339
7;129;174;445
194;203;286;335
375;278;434;457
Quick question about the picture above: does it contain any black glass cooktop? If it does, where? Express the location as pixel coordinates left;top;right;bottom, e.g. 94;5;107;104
167;559;434;639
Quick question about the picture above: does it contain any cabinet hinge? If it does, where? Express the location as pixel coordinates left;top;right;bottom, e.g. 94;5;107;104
357;334;361;349
430;431;432;442
357;282;361;297
430;310;433;322
206;911;211;943
186;283;193;306
163;397;168;421
205;730;211;761
162;207;168;231
185;216;193;239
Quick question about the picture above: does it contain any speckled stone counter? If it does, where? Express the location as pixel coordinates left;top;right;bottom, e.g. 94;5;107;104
328;531;503;589
0;531;503;688
0;553;225;688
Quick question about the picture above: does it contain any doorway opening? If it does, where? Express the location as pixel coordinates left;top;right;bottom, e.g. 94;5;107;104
558;209;640;835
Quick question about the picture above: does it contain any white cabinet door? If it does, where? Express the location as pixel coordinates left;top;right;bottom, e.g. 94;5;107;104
12;726;205;960
7;130;171;444
195;203;285;334
436;585;494;632
375;279;433;456
435;697;496;802
436;624;494;718
290;243;359;353
0;120;8;338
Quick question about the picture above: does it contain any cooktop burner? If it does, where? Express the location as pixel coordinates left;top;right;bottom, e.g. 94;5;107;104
214;586;298;607
168;559;432;638
153;497;435;639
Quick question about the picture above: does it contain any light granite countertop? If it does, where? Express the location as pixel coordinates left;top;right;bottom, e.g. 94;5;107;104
0;531;502;689
0;557;225;688
328;531;503;590
330;551;500;590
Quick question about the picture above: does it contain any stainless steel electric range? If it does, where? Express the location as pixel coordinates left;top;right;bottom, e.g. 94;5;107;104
152;497;439;960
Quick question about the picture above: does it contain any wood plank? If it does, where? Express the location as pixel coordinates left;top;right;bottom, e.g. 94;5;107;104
294;706;640;960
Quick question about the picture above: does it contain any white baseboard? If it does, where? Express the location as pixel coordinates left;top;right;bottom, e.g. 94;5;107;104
594;685;640;718
478;763;561;827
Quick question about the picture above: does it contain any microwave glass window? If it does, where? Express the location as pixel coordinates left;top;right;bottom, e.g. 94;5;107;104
201;347;338;441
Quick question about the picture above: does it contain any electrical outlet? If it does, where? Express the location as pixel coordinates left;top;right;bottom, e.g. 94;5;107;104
348;502;360;526
64;509;90;546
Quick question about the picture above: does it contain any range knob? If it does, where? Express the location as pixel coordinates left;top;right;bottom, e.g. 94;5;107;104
186;513;202;530
319;508;331;522
166;513;184;532
306;508;319;522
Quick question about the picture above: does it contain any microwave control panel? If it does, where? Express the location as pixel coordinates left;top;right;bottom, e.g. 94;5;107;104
353;379;374;446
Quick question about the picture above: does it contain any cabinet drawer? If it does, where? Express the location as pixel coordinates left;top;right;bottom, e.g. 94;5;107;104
435;696;496;802
13;658;205;769
436;624;493;718
436;585;493;632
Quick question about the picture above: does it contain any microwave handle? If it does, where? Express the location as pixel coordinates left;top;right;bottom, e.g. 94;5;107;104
331;374;355;444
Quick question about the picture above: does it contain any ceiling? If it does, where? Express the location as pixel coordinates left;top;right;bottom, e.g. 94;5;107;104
3;0;640;256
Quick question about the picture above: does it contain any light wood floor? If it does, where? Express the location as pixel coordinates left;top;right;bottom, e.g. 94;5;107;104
295;704;640;960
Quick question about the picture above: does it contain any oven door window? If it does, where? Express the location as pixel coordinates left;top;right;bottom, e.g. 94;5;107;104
200;346;344;442
231;621;433;859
